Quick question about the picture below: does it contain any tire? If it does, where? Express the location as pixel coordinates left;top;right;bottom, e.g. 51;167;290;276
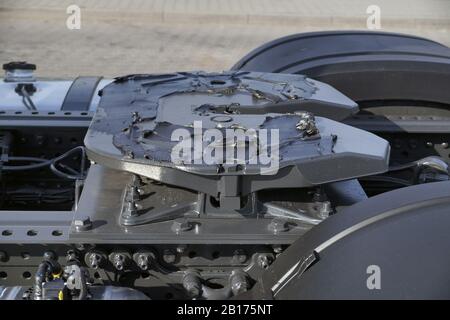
231;31;450;106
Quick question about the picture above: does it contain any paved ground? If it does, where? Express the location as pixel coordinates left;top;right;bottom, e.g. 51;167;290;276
1;0;449;78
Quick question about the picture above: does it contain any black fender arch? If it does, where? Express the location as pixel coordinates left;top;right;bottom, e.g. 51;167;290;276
236;180;450;299
231;31;450;107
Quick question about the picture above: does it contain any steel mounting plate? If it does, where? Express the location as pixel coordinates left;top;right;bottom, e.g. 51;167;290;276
85;71;389;197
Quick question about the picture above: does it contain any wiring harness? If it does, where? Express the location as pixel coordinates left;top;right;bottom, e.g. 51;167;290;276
1;146;87;180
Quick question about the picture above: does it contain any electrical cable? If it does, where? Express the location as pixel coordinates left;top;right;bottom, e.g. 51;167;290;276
20;86;37;110
1;146;87;180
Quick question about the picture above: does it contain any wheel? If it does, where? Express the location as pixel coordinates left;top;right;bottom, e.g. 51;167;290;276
231;31;450;106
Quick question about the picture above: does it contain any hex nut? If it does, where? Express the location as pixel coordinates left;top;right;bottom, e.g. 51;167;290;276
268;218;289;234
171;219;193;234
74;216;92;232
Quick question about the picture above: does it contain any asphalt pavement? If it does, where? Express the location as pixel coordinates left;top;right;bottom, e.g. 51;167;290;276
1;0;449;77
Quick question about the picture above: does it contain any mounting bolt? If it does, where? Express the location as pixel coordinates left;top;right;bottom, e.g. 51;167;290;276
230;270;250;296
74;216;92;232
295;112;318;136
66;250;78;262
123;200;139;217
233;249;247;264
137;255;149;270
183;271;202;298
171;219;193;234
35;135;45;146
131;111;140;124
133;252;155;271
268;218;289;234
43;251;56;261
86;252;104;269
126;185;141;202
318;201;332;219
257;254;273;270
272;245;284;254
176;245;187;254
162;249;177;264
111;253;128;271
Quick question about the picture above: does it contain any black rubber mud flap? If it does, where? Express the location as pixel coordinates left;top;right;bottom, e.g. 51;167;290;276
231;31;450;106
236;180;450;299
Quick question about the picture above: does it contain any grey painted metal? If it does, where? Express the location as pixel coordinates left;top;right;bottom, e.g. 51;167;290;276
69;165;313;244
85;71;389;197
0;109;93;128
0;210;72;243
